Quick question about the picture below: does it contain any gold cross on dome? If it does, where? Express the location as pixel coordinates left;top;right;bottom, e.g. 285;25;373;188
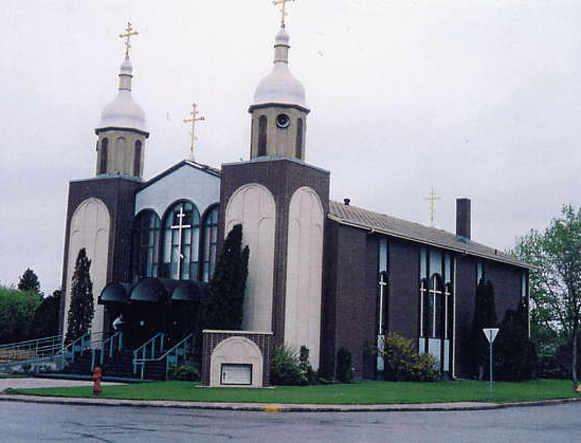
424;187;441;227
119;22;139;59
273;0;295;28
183;103;206;161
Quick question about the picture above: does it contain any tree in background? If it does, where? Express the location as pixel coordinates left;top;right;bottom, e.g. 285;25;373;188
469;279;497;379
30;289;61;339
0;286;42;344
65;248;94;343
515;205;581;389
18;268;41;295
495;299;537;381
204;224;249;330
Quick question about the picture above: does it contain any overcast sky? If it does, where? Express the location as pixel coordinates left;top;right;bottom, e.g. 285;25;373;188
1;0;580;294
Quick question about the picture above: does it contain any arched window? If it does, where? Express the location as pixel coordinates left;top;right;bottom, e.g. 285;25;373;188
134;140;142;176
295;118;304;159
201;205;219;282
99;138;108;174
421;274;446;338
161;201;200;280
132;210;161;281
258;116;267;156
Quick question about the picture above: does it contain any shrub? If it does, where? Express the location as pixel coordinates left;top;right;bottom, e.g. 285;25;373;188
380;333;439;382
335;347;354;383
495;301;538;381
270;345;311;386
168;365;200;381
299;346;317;385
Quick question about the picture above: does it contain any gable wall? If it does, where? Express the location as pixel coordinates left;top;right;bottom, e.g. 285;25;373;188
135;165;220;218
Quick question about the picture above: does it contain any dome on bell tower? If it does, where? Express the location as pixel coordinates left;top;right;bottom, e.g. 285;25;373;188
252;27;308;109
97;57;147;132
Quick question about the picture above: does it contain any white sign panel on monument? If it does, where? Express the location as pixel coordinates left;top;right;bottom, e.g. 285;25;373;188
221;364;252;385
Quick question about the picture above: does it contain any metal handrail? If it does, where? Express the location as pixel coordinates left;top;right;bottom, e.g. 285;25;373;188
56;331;105;368
0;335;65;363
132;332;166;374
133;333;194;380
89;331;123;370
0;334;63;351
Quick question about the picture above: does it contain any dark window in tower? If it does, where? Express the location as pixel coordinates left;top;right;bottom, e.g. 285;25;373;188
258;116;268;156
132;210;161;281
201;205;219;282
134;140;142;176
296;118;304;159
99;138;109;174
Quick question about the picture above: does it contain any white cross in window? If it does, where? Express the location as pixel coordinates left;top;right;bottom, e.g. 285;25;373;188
171;207;191;278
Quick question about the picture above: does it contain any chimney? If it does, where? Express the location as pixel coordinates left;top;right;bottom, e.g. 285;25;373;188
456;198;471;240
344;198;351;206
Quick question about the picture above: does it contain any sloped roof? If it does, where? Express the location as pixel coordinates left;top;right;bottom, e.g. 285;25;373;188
140;160;221;191
328;200;531;269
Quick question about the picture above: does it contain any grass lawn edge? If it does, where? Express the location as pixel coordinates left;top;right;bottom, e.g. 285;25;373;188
2;379;580;406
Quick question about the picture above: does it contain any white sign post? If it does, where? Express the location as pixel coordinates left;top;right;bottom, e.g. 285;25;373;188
483;328;499;400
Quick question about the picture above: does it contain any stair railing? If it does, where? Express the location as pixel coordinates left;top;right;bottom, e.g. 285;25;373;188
0;334;64;363
90;331;124;370
132;332;166;375
133;333;194;380
56;331;105;369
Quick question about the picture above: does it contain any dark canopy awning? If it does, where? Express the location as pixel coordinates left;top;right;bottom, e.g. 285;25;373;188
130;278;167;303
170;280;208;303
99;278;208;305
98;282;132;304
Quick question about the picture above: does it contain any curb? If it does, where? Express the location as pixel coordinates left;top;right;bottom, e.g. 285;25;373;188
1;393;579;412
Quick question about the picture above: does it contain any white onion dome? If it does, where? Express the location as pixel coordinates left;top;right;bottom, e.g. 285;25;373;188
252;27;308;109
97;58;147;132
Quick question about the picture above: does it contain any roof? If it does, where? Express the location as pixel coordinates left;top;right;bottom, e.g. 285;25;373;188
328;200;532;269
140;159;221;191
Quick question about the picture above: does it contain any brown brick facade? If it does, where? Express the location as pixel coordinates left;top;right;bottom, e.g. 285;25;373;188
58;176;142;335
218;158;330;352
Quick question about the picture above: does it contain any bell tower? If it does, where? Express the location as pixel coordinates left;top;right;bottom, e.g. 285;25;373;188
248;6;309;161
220;2;329;370
95;22;149;179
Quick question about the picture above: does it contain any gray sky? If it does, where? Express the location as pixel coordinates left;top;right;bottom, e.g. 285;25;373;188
1;0;580;294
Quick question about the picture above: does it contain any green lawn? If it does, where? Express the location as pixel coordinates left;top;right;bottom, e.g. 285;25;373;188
0;374;27;379
5;379;579;405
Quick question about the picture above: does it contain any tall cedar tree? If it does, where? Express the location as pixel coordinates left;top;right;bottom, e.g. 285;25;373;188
30;289;61;339
204;224;249;330
65;248;94;343
18;268;41;295
515;205;581;389
495;299;537;381
470;279;497;379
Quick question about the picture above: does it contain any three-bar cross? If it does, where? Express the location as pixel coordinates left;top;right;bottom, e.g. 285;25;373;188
183;103;206;162
273;0;295;28
119;22;139;59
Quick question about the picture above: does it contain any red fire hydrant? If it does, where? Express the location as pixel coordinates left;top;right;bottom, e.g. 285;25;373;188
93;366;103;396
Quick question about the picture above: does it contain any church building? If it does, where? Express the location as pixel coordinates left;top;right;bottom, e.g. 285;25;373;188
58;11;531;380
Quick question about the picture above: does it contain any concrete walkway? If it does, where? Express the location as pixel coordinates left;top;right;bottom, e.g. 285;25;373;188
1;377;579;413
0;377;124;390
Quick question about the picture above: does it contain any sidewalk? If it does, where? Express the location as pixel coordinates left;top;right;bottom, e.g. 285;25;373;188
1;378;579;413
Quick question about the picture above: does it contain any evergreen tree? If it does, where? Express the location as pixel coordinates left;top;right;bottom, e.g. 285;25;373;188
65;249;94;343
495;299;537;381
470;279;497;379
204;224;249;330
30;289;61;339
18;268;41;295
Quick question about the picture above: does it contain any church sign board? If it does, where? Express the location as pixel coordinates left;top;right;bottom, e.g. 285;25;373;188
221;364;253;386
201;330;272;388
